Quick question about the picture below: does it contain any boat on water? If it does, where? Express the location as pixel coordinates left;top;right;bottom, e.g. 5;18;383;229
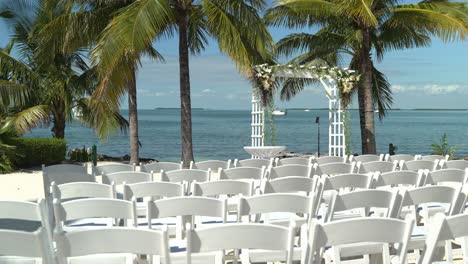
272;109;287;116
304;109;311;112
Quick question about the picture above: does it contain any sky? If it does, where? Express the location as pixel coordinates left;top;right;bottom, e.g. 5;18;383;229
1;4;468;110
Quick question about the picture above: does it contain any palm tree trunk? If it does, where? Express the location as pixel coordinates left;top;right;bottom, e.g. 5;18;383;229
51;101;66;139
128;69;140;165
357;28;377;154
178;11;194;167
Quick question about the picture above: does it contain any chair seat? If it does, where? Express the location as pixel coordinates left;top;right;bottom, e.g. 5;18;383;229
67;254;132;264
164;251;221;264
335;242;386;258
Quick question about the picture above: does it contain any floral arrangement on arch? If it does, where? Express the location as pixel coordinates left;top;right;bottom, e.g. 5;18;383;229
252;64;360;108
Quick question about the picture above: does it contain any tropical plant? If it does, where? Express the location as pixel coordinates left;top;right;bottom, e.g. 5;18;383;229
0;0;127;140
91;0;273;166
431;133;457;158
37;0;168;165
266;0;468;154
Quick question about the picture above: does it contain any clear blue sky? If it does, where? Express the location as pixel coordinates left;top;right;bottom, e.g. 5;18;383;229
1;3;468;110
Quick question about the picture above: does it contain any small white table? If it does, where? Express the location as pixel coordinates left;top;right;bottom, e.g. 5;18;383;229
244;146;286;159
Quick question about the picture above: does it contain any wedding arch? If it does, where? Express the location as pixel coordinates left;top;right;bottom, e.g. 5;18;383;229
251;64;360;157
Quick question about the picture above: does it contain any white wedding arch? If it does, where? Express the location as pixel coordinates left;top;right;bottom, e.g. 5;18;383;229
250;64;359;157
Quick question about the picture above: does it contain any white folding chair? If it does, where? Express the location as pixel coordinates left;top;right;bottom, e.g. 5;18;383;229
162;169;210;183
325;189;402;222
385;154;417;163
314;162;356;176
140;161;183;173
440;160;468;170
55;227;170;264
400;185;466;255
374;170;426;189
93;163;135;176
421;213;468;264
42;164;92;199
238;193;314;228
420;155;449;162
268;164;312;180
51;182;116;201
123;181;185;220
276;157;312;166
313;156;348;165
425;169;468;186
186;222;296;264
192;180;253;198
0;200;51;235
102;171;152;185
357;161;397;174
219;167;265;181
53;198;137;232
147;196;227;238
190;160;231;171
0;228;54;264
262;176;317;194
234;158;272;168
401;160;439;172
305;217;414;264
351;154;384;163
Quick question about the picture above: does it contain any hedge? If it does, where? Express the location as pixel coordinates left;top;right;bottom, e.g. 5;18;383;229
7;137;67;168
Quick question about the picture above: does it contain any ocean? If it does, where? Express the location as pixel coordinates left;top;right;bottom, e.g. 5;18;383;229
23;109;468;161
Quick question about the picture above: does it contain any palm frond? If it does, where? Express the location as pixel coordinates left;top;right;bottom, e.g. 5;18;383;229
2;105;50;135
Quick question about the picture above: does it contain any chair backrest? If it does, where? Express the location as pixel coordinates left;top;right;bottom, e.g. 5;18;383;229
401;160;438;172
140;161;183;173
186;223;296;264
385;154;416;162
441;160;468;170
123;181;185;200
102;171;152;185
0;228;53;263
401;185;465;216
352;154;383;163
325;189;401;222
162;169;210;183
51;182;115;200
0;200;51;234
322;173;374;191
421;213;468;264
147;197;227;228
238;193;313;223
420;155;449;162
425;169;467;186
56;227;170;263
314;162;355;176
276;157;312;166
358;161;397;174
93;163;135;176
268;164;312;180
262;176;316;194
219;167;265;180
53;198;137;229
313;156;347;165
192;180;254;197
190;160;231;171
235;158;272;168
42;164;91;198
306;217;414;264
375;170;425;188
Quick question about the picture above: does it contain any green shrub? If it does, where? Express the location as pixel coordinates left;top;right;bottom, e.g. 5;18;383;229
6;137;67;168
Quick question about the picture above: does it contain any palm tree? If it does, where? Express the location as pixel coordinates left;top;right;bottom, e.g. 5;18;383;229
0;0;127;140
266;0;468;154
38;0;166;165
92;0;272;166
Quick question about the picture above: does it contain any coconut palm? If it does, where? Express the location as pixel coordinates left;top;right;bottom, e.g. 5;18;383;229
266;0;468;154
38;0;166;164
92;0;272;166
0;0;127;140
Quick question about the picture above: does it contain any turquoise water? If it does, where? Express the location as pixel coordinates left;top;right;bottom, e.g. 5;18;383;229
24;109;468;161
